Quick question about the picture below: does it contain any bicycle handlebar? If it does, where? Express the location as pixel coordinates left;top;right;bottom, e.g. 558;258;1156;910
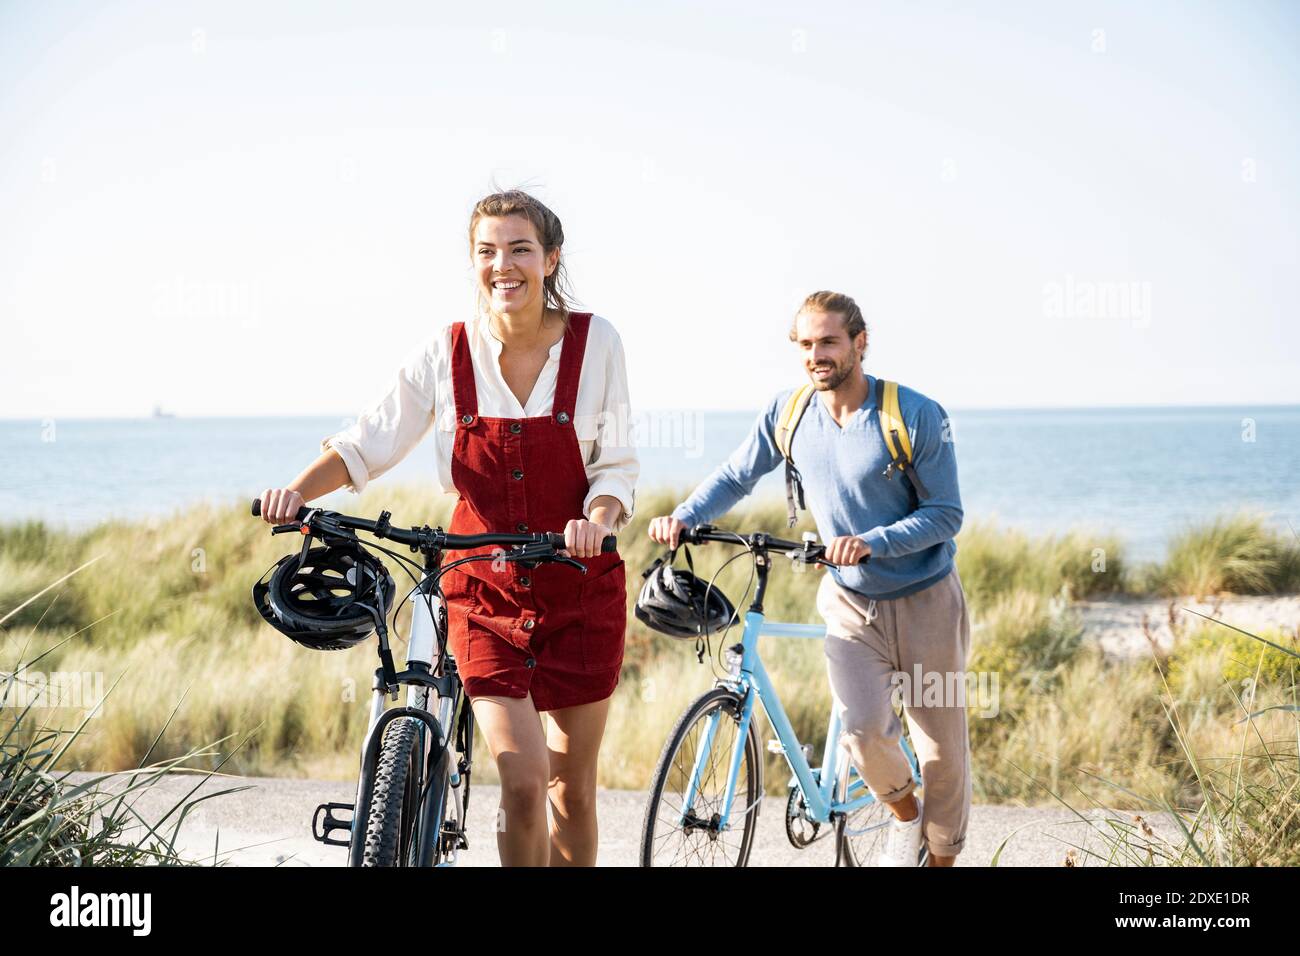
251;498;617;554
675;523;868;565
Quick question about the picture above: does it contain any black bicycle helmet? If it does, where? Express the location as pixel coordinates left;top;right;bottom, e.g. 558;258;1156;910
252;543;396;650
634;550;737;640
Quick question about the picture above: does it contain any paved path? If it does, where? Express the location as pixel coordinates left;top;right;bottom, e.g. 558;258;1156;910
66;771;1184;867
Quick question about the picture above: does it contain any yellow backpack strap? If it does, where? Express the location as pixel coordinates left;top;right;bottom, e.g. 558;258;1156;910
878;380;911;461
774;384;814;527
874;378;931;508
775;384;814;460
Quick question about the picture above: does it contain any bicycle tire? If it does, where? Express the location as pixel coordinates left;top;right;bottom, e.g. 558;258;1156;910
639;686;762;867
361;716;423;867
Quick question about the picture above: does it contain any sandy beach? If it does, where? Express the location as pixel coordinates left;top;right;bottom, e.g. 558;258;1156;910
1075;593;1300;660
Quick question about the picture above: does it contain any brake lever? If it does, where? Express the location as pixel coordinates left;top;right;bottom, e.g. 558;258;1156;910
520;550;589;574
510;542;563;570
269;507;326;537
783;547;828;568
501;543;592;574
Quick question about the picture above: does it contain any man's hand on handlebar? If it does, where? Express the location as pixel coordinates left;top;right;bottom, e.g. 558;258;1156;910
825;535;871;566
647;515;688;549
642;520;872;569
259;487;305;525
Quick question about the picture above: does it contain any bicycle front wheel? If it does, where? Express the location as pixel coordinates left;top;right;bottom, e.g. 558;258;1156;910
640;686;762;867
360;716;423;867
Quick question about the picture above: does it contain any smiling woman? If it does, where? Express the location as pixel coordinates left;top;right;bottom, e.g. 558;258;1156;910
254;188;639;868
470;190;576;326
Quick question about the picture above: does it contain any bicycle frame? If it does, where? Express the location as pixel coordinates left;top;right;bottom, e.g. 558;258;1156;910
680;562;922;835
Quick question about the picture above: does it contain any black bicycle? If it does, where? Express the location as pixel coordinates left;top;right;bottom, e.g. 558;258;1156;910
250;499;614;867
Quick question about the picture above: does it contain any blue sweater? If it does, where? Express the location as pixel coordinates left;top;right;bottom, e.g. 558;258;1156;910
671;374;963;600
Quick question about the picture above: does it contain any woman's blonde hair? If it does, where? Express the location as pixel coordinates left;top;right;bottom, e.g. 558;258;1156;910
469;190;576;319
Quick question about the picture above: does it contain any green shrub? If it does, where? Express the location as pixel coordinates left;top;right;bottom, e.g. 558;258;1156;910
1167;621;1299;699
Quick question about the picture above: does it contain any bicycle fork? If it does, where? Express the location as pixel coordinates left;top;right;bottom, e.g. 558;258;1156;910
679;686;759;834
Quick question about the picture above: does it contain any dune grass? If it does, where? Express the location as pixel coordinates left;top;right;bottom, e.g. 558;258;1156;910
2;571;251;866
952;519;1129;605
1023;619;1300;867
1147;511;1300;599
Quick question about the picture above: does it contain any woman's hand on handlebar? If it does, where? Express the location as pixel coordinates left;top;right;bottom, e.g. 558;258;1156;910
564;518;613;559
825;535;871;566
648;516;687;549
258;487;305;525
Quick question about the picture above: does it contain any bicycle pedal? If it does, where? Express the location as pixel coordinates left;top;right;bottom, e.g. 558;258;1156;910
312;801;354;847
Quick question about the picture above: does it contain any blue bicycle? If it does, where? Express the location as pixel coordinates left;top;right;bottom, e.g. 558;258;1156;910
638;525;926;867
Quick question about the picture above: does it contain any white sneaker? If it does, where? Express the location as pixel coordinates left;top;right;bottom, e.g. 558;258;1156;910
877;797;924;866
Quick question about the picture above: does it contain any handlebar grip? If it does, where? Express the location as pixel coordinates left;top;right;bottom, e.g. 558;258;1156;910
542;532;618;553
252;498;311;522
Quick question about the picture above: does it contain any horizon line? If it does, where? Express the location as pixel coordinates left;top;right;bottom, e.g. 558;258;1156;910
2;400;1299;422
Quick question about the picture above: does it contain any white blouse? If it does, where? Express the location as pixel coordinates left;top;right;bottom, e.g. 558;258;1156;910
321;312;639;531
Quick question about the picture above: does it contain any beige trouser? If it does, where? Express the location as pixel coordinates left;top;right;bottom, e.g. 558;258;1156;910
816;566;973;858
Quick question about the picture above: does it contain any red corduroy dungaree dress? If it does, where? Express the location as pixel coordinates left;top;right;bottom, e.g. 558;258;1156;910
440;312;627;711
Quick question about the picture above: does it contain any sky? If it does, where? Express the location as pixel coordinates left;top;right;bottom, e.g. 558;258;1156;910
2;0;1298;418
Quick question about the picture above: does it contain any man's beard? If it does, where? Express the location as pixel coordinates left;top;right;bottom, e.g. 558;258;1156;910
808;357;854;391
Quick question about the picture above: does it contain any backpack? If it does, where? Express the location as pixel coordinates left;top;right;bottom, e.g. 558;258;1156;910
773;377;931;528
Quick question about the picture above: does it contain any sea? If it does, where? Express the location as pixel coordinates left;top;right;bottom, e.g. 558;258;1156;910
2;405;1297;564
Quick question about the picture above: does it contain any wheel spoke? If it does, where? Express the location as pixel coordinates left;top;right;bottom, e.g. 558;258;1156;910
835;758;897;866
